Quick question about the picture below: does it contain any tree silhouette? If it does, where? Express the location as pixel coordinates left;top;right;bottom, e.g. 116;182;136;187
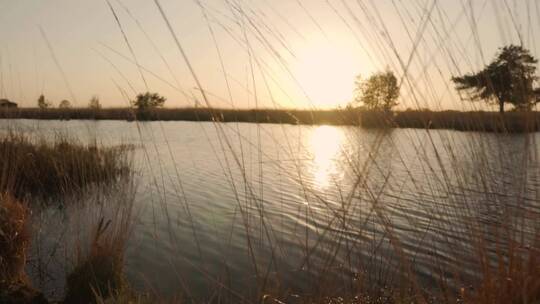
88;96;101;110
132;92;166;110
37;94;50;109
59;100;72;109
452;45;539;113
354;71;399;111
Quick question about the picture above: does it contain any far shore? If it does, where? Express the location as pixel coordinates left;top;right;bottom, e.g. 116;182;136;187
0;107;539;132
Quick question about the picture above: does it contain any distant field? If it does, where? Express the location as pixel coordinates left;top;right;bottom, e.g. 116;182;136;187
0;107;539;132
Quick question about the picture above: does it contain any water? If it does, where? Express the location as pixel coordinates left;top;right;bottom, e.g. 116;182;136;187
2;119;539;301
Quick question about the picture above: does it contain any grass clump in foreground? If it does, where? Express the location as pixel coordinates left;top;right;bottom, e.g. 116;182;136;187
0;190;138;304
64;219;128;304
0;132;131;201
60;183;140;304
62;177;137;303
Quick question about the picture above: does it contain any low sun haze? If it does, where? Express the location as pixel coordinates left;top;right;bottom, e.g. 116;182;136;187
0;0;537;110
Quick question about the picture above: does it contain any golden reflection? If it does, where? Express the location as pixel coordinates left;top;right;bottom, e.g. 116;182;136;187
309;126;345;189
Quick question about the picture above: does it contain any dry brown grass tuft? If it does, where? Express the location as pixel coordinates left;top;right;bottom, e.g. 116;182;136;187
0;194;48;303
0;194;31;287
64;217;128;304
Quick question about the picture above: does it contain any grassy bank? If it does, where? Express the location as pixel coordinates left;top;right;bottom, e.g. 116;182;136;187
0;132;135;303
1;108;539;132
0;132;131;201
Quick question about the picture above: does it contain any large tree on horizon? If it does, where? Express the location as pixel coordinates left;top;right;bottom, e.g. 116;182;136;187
354;70;399;112
452;45;540;113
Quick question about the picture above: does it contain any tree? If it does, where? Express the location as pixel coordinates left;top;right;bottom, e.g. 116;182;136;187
37;94;50;109
88;96;101;110
132;92;166;110
354;71;399;111
452;45;540;113
59;100;72;109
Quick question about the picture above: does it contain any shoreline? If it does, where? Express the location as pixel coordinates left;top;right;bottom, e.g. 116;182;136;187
0;108;539;132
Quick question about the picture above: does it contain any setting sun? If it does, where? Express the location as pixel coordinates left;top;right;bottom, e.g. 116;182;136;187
293;42;363;108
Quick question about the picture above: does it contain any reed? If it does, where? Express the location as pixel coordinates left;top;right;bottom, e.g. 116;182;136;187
62;177;136;303
0;132;131;201
64;218;129;304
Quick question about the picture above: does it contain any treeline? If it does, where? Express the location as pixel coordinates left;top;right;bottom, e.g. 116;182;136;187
1;107;539;132
0;107;355;124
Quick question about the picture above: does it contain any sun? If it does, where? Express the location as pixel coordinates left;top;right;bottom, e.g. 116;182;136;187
293;42;361;108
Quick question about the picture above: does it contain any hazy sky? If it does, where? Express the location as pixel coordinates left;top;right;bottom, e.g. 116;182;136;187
0;0;538;110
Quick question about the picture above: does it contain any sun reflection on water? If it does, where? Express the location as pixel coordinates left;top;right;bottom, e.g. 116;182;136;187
309;126;345;189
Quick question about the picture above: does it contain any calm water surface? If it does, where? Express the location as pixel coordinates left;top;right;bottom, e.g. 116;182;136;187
2;119;539;301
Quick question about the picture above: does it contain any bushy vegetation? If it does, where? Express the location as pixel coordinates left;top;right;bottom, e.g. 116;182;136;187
0;132;131;201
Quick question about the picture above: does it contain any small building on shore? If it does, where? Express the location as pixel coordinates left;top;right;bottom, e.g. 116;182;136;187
0;99;17;108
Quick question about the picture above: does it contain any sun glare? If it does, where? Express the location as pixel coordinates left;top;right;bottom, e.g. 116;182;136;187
294;43;360;108
309;125;345;189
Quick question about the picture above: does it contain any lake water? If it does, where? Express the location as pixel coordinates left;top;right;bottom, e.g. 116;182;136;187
2;119;539;301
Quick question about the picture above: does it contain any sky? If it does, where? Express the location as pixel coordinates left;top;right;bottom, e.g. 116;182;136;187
0;0;538;110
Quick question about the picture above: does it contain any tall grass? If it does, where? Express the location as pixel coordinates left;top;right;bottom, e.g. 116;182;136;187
64;190;135;303
84;0;540;302
2;0;540;303
129;0;540;302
